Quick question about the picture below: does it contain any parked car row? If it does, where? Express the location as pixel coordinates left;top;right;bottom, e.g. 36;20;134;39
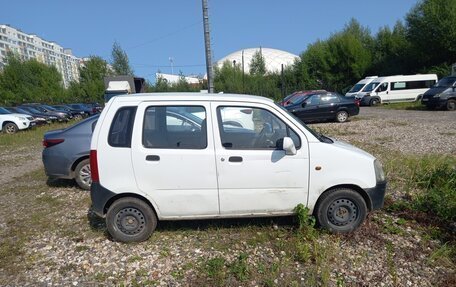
0;103;102;134
279;90;360;123
346;73;456;111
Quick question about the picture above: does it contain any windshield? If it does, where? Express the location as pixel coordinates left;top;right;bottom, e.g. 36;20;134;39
275;103;332;143
289;95;309;105
363;81;381;92
348;83;365;93
21;106;41;114
42;104;56;111
0;107;12;114
434;77;456;88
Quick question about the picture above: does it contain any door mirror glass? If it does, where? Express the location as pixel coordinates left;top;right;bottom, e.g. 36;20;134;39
282;137;297;155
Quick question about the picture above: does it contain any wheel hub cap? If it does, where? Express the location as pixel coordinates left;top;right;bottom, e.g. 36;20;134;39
328;199;357;226
116;208;145;235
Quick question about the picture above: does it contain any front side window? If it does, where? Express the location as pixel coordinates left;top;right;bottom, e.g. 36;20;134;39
143;106;207;149
217;106;301;150
305;94;321;106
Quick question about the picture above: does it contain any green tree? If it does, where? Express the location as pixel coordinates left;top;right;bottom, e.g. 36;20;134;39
111;41;134;76
406;0;456;70
71;56;110;102
249;50;266;76
370;21;413;75
0;52;64;105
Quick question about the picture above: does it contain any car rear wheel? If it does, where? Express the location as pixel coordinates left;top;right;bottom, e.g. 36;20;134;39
335;111;349;123
75;159;91;190
4;123;18;134
106;197;157;242
315;188;367;233
446;99;456;111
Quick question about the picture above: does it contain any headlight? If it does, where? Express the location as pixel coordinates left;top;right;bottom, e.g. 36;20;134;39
374;159;385;182
17;116;26;120
433;94;440;98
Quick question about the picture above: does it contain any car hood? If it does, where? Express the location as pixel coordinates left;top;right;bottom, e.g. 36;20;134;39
423;87;449;97
5;113;31;118
330;138;376;161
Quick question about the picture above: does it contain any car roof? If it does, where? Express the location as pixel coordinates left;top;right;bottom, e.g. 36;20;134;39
111;92;274;105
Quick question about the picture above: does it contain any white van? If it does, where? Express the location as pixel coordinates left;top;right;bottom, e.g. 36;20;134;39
90;93;386;242
345;76;378;97
356;74;437;106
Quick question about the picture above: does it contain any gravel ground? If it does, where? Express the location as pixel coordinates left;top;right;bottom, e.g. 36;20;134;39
0;107;455;286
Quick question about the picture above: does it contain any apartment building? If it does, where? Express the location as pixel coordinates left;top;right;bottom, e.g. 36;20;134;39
0;24;81;87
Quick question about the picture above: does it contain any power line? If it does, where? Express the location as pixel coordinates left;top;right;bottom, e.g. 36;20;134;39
127;21;202;50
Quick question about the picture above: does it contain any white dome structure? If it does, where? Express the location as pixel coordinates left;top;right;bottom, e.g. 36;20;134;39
215;48;299;74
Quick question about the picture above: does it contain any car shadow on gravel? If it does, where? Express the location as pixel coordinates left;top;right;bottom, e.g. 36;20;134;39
46;177;79;189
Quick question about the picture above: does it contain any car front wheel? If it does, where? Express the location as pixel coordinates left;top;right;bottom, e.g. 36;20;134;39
370;98;380;106
315;188;367;233
106;197;157;242
4;123;18;134
75;159;91;190
335;111;349;123
446;99;456;111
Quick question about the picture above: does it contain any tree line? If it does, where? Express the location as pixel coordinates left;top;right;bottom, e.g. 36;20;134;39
0;0;454;105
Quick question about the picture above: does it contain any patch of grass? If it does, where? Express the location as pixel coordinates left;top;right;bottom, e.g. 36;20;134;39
439;131;456;136
380;101;425;110
386;241;398;285
382;217;405;235
202;257;226;286
0;122;72;150
229;253;249;281
427;243;456;268
128;255;143;263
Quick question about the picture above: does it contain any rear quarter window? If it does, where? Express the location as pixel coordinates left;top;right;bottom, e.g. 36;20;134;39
108;107;137;147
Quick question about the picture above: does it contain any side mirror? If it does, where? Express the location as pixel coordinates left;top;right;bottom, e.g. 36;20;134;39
282;137;297;155
301;102;307;108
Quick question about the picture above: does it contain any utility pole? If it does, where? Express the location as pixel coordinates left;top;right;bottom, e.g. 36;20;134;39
202;0;214;93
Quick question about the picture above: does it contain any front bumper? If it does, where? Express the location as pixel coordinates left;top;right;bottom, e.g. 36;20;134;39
365;181;387;210
421;97;446;108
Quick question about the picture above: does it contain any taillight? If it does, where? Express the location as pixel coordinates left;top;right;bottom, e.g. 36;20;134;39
90;150;99;183
43;138;64;148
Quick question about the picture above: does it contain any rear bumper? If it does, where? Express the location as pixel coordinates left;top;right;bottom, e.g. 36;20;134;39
365;181;387;210
91;182;116;217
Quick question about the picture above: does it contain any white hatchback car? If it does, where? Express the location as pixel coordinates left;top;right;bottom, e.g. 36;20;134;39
90;93;386;242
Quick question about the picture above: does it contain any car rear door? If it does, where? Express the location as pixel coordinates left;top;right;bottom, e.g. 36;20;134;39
131;101;219;218
211;102;309;215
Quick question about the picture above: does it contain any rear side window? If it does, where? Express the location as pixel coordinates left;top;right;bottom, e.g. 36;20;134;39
108;107;137;147
142;106;207;149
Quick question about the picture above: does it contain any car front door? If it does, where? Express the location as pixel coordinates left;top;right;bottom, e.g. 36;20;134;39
292;94;321;121
212;103;309;215
131;102;219;217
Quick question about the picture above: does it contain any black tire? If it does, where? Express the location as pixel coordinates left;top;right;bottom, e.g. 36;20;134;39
315;188;367;233
335;111;349;123
369;98;380;106
4;122;18;134
446;99;456;111
74;159;91;190
106;197;157;242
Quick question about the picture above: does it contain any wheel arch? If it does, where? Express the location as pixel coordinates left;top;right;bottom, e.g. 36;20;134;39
104;192;159;218
2;120;16;128
71;155;90;172
313;184;372;214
